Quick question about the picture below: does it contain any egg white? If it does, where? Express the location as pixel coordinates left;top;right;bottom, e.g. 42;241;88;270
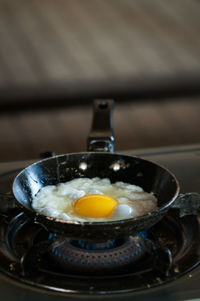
31;177;158;222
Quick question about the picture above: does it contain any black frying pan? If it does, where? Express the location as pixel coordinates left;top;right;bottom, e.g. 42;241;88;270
12;100;179;241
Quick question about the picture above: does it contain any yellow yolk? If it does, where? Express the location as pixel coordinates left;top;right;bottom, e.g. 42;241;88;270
73;194;118;218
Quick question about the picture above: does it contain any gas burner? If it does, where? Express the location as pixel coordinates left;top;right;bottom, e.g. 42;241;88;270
49;236;145;275
0;192;199;296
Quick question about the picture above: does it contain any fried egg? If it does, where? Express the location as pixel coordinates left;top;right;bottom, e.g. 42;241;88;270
31;177;158;222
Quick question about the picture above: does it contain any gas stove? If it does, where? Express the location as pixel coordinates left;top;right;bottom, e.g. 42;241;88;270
0;144;200;301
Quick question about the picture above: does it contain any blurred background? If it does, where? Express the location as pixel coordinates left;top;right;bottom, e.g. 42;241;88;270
0;0;200;161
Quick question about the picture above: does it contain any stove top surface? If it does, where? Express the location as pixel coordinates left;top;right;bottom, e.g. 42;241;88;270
0;144;200;301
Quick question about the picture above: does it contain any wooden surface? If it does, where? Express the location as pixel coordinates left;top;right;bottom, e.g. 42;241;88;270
0;98;199;162
0;0;200;102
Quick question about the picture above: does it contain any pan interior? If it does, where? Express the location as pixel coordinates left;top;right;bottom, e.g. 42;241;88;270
13;152;178;212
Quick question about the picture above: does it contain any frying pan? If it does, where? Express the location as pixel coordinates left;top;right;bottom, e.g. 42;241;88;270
12;100;179;241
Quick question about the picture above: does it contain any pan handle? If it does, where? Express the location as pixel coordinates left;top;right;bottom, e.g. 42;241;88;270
87;99;115;152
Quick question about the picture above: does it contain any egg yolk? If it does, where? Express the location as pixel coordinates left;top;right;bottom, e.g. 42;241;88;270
73;194;118;218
